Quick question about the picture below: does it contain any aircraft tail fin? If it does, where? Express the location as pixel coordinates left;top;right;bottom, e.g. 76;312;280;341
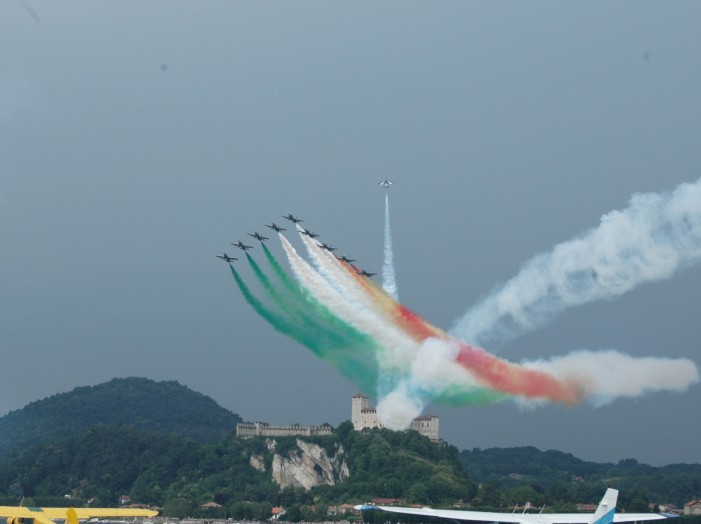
590;489;618;524
65;508;78;524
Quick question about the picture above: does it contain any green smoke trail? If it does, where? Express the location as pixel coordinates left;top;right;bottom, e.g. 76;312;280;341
231;258;380;394
247;253;352;351
435;386;507;406
261;244;373;347
229;264;318;349
256;249;383;390
258;245;505;408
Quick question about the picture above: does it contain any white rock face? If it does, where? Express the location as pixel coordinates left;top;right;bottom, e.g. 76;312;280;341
271;439;349;490
250;453;266;473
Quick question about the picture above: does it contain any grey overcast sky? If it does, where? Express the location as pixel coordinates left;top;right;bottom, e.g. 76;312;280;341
1;2;700;466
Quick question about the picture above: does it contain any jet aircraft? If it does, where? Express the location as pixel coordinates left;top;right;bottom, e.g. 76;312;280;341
266;223;287;232
232;241;253;251
302;229;320;238
356;488;667;524
216;253;238;262
248;232;269;241
283;213;303;223
320;242;337;252
357;269;376;277
0;506;158;524
338;255;356;263
379;179;393;189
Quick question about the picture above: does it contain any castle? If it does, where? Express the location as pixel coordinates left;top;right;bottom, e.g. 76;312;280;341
235;394;440;441
351;394;440;441
236;422;333;437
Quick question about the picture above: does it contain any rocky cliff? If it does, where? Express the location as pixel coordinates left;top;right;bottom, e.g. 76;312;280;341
249;438;350;490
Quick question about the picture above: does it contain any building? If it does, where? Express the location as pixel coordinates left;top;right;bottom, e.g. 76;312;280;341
327;504;358;516
351;394;440;441
236;421;333;437
684;499;701;516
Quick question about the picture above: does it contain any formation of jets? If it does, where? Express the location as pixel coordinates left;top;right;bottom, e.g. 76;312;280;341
216;253;238;263
219;213;375;277
379;179;393;189
248;232;269;241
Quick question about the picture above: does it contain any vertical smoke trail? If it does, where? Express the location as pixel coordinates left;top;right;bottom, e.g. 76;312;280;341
452;177;701;348
382;192;399;300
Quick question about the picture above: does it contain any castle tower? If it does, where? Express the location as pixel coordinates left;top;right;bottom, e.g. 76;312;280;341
351;394;438;440
351;394;369;429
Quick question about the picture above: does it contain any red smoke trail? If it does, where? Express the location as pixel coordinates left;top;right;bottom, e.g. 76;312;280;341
453;341;580;405
339;257;580;405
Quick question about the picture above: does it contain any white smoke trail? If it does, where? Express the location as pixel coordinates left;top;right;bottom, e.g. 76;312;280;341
382;192;399;300
279;234;419;372
297;229;370;303
452;177;701;348
299;228;403;332
523;350;699;407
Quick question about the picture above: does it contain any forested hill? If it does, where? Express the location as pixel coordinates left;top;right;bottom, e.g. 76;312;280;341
0;377;241;457
460;446;701;508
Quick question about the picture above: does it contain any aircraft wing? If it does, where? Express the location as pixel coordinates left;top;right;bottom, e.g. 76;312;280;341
0;506;157;524
361;505;668;524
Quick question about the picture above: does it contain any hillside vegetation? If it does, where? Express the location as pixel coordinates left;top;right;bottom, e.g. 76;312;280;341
1;378;700;520
0;377;241;457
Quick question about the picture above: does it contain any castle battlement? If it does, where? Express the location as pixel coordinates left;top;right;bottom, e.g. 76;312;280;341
236;421;333;437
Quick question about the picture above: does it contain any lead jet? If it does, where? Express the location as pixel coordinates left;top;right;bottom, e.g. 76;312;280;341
320;242;337;252
356;488;667;524
338;255;356;263
379;179;393;189
232;240;253;251
283;213;303;223
248;232;269;241
216;253;238;262
357;269;376;277
301;229;319;238
266;222;287;232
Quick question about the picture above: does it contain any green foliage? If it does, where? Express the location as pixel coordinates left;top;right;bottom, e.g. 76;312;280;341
461;447;701;508
331;427;474;504
2;381;700;518
0;377;242;458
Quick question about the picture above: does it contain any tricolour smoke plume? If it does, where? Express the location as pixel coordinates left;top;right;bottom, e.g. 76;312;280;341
223;178;700;428
452;177;701;348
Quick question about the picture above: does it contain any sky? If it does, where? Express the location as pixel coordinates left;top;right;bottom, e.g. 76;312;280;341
1;1;700;467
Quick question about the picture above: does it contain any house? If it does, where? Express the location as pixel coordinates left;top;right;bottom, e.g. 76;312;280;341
271;507;286;520
684;498;701;515
118;495;131;505
200;502;223;510
327;504;357;516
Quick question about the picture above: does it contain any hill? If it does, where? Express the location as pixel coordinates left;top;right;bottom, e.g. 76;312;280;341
460;447;701;508
0;422;471;517
1;379;701;518
0;377;241;457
